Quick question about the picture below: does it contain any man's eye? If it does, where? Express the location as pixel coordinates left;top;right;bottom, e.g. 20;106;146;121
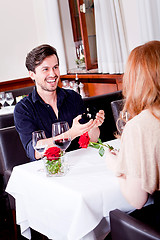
53;66;59;70
43;68;48;71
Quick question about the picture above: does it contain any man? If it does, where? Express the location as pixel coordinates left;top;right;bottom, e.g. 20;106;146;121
14;44;104;161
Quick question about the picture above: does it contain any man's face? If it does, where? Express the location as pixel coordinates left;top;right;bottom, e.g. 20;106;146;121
29;54;60;92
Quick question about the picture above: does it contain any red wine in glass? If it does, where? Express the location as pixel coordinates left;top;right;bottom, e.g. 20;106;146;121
54;138;71;151
52;121;71;153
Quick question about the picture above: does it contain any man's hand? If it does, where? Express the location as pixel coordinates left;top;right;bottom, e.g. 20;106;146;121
87;110;104;142
69;115;97;140
93;110;105;128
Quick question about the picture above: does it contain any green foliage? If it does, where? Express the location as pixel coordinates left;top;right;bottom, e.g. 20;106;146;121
89;138;115;157
99;146;105;157
45;159;62;174
75;57;85;65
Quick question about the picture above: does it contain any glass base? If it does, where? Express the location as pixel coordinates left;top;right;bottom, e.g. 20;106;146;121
43;156;69;177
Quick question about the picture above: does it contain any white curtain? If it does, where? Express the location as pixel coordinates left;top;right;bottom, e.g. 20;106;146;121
137;0;160;43
44;0;67;75
94;0;128;74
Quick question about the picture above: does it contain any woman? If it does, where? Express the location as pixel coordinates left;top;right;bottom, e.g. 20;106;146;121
106;41;160;210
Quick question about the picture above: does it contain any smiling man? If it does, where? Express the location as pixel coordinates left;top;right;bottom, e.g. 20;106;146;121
14;44;104;161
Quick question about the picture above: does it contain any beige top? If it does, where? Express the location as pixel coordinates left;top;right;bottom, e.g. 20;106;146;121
116;109;160;194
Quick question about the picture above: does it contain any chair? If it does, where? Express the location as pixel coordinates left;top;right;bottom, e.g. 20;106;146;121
111;99;125;134
0;113;14;129
0;86;34;128
110;207;160;240
83;91;123;142
0;126;48;240
0;126;30;239
0;126;30;189
6;85;34;105
111;99;125;124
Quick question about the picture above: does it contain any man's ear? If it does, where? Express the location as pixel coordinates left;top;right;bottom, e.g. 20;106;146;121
29;71;35;80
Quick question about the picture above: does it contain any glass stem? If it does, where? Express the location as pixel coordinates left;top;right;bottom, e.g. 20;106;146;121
63;150;66;156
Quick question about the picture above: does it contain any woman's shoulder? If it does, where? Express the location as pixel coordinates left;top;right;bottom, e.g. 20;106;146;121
126;109;160;130
122;110;160;143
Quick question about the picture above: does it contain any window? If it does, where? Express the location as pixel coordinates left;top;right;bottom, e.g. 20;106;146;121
68;0;98;70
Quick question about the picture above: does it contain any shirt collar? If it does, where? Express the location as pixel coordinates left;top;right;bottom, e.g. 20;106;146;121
32;87;43;103
32;86;68;107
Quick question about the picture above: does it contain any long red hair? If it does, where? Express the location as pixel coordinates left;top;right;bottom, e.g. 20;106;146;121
122;40;160;121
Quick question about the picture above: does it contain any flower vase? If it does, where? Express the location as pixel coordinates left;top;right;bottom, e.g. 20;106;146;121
43;156;68;177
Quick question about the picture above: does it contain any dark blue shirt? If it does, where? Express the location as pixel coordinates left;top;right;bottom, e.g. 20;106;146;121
14;87;85;161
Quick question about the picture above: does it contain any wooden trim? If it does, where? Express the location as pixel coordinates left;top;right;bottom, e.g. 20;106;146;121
68;0;80;42
0;77;34;92
0;74;123;92
77;0;92;70
61;73;123;82
116;78;123;91
60;73;123;91
61;73;123;79
68;0;98;70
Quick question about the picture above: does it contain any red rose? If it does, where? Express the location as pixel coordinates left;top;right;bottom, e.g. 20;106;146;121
44;147;61;161
78;132;90;148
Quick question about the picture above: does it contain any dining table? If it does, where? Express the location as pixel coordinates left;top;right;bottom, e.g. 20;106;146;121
6;139;136;240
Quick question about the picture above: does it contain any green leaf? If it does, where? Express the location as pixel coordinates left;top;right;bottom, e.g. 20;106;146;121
89;142;100;149
99;146;105;157
98;138;102;144
106;144;114;150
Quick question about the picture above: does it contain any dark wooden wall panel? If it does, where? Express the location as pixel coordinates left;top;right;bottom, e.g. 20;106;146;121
0;74;123;97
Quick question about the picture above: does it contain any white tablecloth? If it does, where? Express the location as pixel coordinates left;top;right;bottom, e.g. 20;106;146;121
0;105;15;115
6;139;135;240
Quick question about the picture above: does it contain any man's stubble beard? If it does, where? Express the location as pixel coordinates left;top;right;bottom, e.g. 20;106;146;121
41;86;57;92
38;79;59;92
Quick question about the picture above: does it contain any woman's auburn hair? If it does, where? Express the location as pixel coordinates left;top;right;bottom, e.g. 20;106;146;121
122;40;160;120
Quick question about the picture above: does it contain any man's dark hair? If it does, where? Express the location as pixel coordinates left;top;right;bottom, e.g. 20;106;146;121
25;44;59;72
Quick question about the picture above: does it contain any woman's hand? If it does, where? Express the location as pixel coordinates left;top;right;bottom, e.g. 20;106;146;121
105;148;119;172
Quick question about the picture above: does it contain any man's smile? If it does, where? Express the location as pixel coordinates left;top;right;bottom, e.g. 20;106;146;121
46;77;57;83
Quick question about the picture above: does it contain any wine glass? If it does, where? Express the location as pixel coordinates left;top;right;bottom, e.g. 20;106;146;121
0;92;6;108
62;80;69;89
32;130;48;171
52;122;71;172
5;92;14;106
116;111;129;134
32;130;48;156
52;121;71;154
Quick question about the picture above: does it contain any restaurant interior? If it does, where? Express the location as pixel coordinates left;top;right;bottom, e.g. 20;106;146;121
0;0;160;239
